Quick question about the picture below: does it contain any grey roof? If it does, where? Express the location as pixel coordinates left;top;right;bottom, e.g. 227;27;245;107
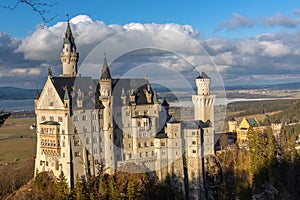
40;121;60;125
228;117;235;121
196;71;210;79
64;22;76;50
51;76;99;110
112;78;154;106
100;54;111;79
155;131;168;139
161;99;169;106
247;118;259;127
51;75;154;109
64;88;69;100
34;88;40;100
168;115;179;123
182;120;211;129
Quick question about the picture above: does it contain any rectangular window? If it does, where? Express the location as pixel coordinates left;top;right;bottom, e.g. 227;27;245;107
74;139;80;146
74;152;80;157
41;116;46;121
50;116;54;121
55;161;59;170
58;116;62;122
193;150;196;153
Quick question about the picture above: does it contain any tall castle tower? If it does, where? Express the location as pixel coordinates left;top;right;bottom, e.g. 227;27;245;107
98;54;115;172
60;20;79;77
192;72;215;124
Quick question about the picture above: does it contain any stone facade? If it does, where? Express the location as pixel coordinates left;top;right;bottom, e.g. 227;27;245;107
34;22;216;199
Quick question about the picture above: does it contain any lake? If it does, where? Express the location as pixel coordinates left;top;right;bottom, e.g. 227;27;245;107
0;99;34;112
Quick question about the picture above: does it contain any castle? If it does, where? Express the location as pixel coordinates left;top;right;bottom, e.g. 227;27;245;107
34;21;216;199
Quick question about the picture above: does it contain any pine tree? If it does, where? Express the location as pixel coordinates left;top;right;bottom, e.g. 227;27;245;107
54;171;69;200
127;175;139;200
73;174;85;200
266;128;277;185
248;126;268;185
108;175;119;200
99;174;108;199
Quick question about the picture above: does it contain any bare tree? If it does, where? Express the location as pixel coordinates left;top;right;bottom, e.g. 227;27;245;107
2;0;57;25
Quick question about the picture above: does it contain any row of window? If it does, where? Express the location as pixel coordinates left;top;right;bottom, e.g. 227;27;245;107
41;116;63;122
74;113;103;121
39;160;60;170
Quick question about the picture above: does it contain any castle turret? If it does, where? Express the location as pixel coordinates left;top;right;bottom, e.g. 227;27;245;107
34;87;40;108
63;88;70;109
196;71;211;95
192;71;215;124
98;53;115;173
60;20;79;77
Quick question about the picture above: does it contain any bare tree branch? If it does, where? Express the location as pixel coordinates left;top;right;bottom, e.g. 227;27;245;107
2;0;58;25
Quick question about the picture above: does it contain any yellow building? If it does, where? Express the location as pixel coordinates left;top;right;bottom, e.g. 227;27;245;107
236;117;260;146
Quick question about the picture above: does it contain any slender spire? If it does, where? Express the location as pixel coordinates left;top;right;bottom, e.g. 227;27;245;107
153;87;158;103
34;87;40;100
100;52;111;79
64;15;76;49
64;87;69;100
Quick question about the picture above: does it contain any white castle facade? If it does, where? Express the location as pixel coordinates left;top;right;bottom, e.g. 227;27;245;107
34;21;216;199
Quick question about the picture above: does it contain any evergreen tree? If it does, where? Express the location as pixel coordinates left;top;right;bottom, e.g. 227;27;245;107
248;126;268;186
266;128;277;185
108;175;119;200
54;171;69;200
161;173;175;200
73;174;85;200
127;175;139;200
99;174;108;199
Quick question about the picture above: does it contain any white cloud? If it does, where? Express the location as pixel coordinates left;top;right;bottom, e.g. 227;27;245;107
264;13;300;28
2;14;300;88
216;13;255;31
259;40;290;57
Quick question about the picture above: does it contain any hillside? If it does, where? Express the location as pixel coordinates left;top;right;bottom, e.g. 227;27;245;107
0;87;37;100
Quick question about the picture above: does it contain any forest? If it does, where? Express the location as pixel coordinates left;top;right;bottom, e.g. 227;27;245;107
218;126;300;199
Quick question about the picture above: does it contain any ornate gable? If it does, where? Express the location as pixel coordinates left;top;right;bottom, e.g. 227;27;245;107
36;77;65;110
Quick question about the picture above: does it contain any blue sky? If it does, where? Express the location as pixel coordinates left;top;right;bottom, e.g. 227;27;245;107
1;0;299;38
1;0;300;88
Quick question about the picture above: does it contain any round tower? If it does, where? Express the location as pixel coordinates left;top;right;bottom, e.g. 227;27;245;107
60;21;79;77
196;71;211;95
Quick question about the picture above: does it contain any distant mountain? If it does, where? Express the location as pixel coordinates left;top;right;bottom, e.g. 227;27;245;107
225;82;300;90
0;87;37;100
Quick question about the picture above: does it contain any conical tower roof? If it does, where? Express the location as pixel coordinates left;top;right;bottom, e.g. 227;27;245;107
64;21;76;49
168;115;179;123
100;53;111;79
197;71;210;79
34;88;40;100
161;99;169;106
64;88;69;100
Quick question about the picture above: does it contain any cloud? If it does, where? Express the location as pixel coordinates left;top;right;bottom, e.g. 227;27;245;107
216;13;255;31
264;13;300;28
2;14;300;88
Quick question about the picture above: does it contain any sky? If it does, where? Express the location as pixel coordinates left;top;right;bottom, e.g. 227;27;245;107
1;0;300;88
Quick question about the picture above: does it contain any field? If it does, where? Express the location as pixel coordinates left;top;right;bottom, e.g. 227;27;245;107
0;117;36;171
